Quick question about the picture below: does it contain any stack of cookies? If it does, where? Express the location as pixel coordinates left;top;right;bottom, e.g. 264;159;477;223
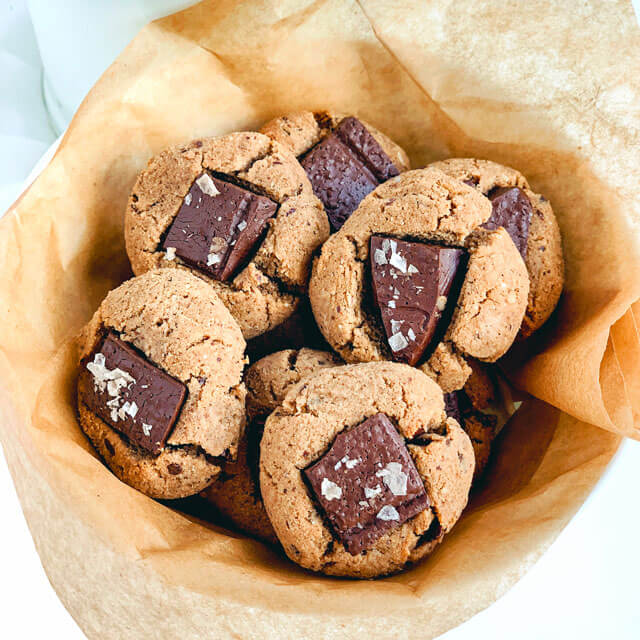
76;111;564;578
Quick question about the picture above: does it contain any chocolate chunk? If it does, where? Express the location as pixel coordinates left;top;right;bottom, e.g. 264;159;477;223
484;186;532;258
304;413;429;555
370;236;465;366
78;331;187;454
301;117;399;231
335;117;399;183
444;392;463;427
167;463;182;475
162;173;278;281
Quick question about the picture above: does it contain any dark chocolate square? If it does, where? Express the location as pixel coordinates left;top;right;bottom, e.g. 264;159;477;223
162;173;278;282
370;236;465;366
300;117;399;231
304;413;429;555
78;331;187;454
484;186;532;258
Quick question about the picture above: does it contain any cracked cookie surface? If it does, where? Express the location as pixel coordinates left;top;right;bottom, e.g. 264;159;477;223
309;168;530;392
260;362;474;578
125;132;329;339
77;269;247;499
201;348;341;543
428;158;564;338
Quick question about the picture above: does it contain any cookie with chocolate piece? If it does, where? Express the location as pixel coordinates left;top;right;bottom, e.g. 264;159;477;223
125;132;329;340
309;168;530;393
260;362;474;578
261;111;410;231
428;158;564;338
77;269;247;499
201;348;341;543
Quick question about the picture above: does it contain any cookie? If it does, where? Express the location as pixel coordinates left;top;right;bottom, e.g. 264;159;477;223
444;360;500;480
201;348;341;543
261;111;410;231
309;168;530;393
125;133;330;340
428;158;564;338
76;269;247;499
260;362;474;578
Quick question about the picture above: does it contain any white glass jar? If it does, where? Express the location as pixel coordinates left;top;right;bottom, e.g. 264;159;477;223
27;0;197;133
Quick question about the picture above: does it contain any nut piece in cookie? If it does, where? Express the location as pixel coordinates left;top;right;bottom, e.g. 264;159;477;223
370;236;465;366
79;331;186;455
201;348;341;543
162;174;278;282
305;413;430;555
429;158;564;338
125;133;329;340
76;269;247;500
261;111;410;231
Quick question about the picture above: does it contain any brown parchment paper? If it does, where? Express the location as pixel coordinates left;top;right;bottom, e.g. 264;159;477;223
0;1;638;638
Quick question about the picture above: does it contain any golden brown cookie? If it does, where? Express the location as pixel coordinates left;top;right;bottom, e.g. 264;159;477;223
76;270;246;499
125;133;329;340
261;111;410;231
309;168;530;393
428;158;564;338
201;348;341;543
444;360;501;480
260;362;474;578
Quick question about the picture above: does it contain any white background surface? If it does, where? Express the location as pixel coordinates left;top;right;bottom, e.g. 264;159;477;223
1;1;639;638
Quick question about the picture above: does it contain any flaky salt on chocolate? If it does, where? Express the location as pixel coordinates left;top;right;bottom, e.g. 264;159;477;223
370;236;465;366
301;117;399;231
162;172;278;281
78;331;186;454
304;413;429;555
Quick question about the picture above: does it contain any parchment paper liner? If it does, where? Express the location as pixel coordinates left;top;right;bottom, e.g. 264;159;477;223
0;1;637;637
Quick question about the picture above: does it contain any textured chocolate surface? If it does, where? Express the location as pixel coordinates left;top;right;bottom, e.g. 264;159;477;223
301;117;399;231
304;413;429;555
162;173;278;281
78;331;187;454
370;236;465;366
484;186;532;258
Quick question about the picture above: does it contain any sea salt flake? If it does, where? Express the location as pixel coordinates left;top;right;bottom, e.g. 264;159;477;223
196;173;220;197
407;328;416;341
123;401;138;418
389;252;407;273
374;248;388;265
237;220;247;231
207;253;222;266
377;505;400;521
436;295;447;311
388;332;409;352
164;247;177;261
359;501;369;508
390;319;404;334
376;462;408;496
321;478;342;501
388;300;396;309
364;485;382;499
407;264;419;274
184;193;192;206
142;423;152;436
